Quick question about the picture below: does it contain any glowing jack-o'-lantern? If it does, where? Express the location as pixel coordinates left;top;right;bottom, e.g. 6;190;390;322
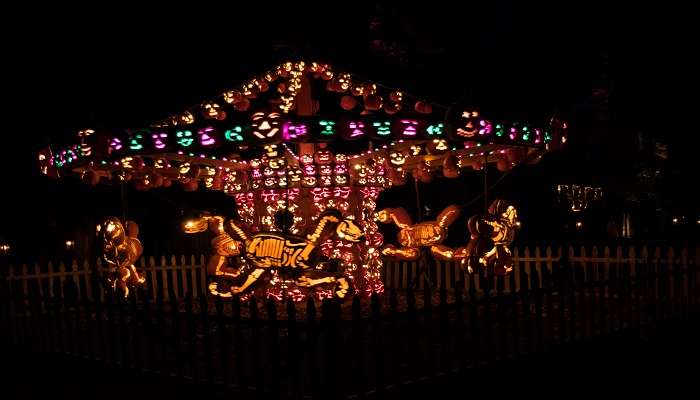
269;157;286;170
302;176;317;187
335;153;348;164
427;138;449;154
264;144;280;158
303;164;316;176
319;176;332;187
77;129;94;157
278;176;288;188
409;144;423;156
250;112;281;141
179;111;195;125
202;102;226;120
319;165;333;176
287;168;303;185
456;111;479;138
389;150;407;167
334;174;349;185
223;90;243;104
264;177;277;188
314;150;333;164
301;153;314;165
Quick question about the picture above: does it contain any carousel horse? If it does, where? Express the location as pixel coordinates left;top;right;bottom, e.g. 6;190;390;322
99;217;146;298
459;199;519;276
376;205;461;260
225;209;364;298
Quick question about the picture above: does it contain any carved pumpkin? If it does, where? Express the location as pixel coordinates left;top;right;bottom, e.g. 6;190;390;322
250;111;281;142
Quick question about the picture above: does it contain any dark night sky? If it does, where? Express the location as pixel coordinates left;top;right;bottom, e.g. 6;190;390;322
1;2;695;257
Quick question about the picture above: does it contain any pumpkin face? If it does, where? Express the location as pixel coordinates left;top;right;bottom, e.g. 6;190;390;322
319;176;332;187
264;177;277;188
268;157;286;170
427;138;449;154
203;102;226;120
302;176;317;187
250;112;281;141
314;150;333;164
301;153;314;165
264;144;279;158
152;132;168;150
77;129;94;156
389;150;406;167
334;174;348;185
287;168;302;183
456;111;479;138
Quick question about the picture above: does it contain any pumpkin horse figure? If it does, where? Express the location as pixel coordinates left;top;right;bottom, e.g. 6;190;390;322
189;209;364;298
460;199;519;276
99;217;146;298
376;205;461;260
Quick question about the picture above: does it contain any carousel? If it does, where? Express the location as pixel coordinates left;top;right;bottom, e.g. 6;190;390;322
38;61;567;301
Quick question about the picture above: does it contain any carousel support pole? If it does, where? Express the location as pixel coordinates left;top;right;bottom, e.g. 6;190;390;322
414;175;422;222
483;154;489;213
120;180;128;223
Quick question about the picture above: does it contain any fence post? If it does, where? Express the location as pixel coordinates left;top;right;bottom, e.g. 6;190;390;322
199;254;207;296
147;256;156;300
71;260;81;301
530;256;543;352
182;256;191;297
33;262;44;298
21;264;29;300
177;255;186;299
542;252;554;347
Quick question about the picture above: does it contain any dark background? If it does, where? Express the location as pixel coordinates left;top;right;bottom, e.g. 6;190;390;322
1;2;696;260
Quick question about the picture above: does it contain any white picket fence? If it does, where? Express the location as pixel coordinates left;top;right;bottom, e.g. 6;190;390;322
4;245;699;301
4;255;208;302
384;245;700;294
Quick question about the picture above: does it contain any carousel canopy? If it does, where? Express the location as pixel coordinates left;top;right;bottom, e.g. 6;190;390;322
38;60;567;191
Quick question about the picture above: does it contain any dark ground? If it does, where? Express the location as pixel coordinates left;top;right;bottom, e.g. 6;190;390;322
3;314;699;400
